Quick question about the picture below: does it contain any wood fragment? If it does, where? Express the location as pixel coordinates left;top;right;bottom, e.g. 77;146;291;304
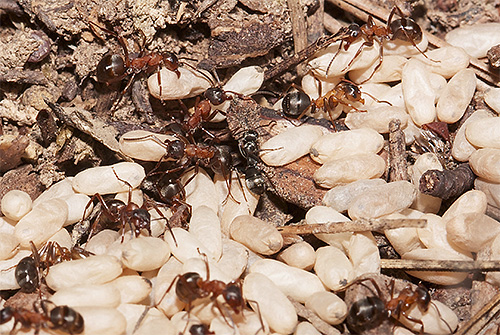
419;163;475;199
278;218;426;234
454;291;500;335
0;69;49;85
287;0;309;76
381;259;500;272
388;119;409;182
288;296;341;335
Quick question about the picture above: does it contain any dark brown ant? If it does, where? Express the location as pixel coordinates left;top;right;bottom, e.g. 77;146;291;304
154;252;263;333
282;79;366;121
345;277;453;334
15;241;91;294
88;21;181;108
0;300;84;335
325;5;435;82
235;129;268;195
82;167;156;243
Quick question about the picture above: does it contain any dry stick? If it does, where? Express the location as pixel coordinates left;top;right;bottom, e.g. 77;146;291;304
288;297;341;335
388;119;409;182
325;0;500;86
381;259;500;272
454;291;500;335
419;163;475;199
277;218;426;234
287;0;310;77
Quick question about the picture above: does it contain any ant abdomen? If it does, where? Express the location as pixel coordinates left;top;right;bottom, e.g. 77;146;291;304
390;18;423;43
15;256;39;293
346;296;386;333
97;54;126;84
282;91;312;118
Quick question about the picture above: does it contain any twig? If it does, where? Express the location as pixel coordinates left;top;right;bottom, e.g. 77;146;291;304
381;259;500;272
288;297;341;335
419;163;475;199
388;119;409;182
278;218;426;234
455;291;500;335
0;69;49;85
287;0;309;76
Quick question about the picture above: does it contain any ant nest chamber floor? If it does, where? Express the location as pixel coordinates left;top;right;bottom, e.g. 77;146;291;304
2;0;500;334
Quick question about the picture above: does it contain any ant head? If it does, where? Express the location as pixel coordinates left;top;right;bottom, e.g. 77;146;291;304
96;53;126;84
282;91;311;119
0;307;13;324
130;209;151;230
347;296;387;333
205;87;231;105
167;140;186;161
338;80;364;103
223;283;244;314
390;17;422;43
107;199;126;217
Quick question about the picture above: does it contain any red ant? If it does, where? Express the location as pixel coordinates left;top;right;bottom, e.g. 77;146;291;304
344;276;453;334
282;79;367;121
81;167;172;244
0;300;84;335
15;241;92;294
325;5;435;82
88;21;182;109
142;252;264;334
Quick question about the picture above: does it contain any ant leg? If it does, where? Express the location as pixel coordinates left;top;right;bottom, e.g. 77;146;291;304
400;310;426;334
341;39;375;73
247;298;266;335
430;302;454;334
325;40;345;77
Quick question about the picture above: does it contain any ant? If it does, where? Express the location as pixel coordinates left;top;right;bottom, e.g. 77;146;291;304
344;277;453;334
236;129;268;195
0;300;84;335
151;252;264;334
15;241;91;294
325;5;435;82
282;79;367;121
88;21;182;108
81;167;159;243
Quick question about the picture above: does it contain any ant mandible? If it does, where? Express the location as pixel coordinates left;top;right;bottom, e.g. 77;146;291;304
325;5;433;82
344;277;453;334
0;300;84;335
88;21;181;108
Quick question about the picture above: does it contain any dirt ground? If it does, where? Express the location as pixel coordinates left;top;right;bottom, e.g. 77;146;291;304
2;0;500;334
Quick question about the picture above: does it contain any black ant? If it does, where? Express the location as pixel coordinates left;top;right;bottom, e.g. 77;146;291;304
325;5;435;82
0;300;84;335
282;79;367;121
344;277;453;334
88;21;182;108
